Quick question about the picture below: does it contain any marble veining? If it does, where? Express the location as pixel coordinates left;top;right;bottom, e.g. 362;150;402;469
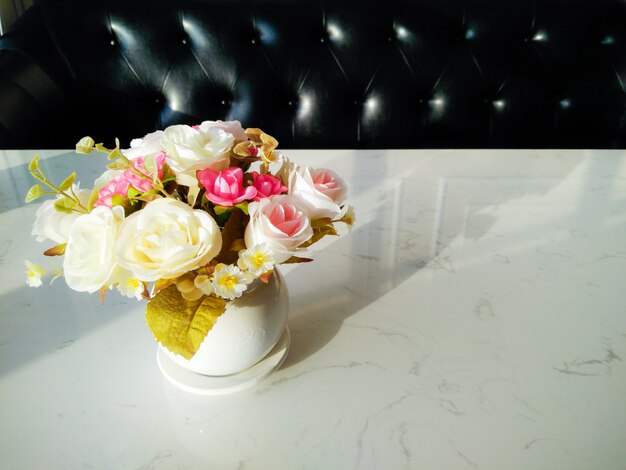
0;149;625;469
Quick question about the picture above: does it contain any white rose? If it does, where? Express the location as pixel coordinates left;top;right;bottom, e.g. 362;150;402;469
161;124;234;185
116;198;222;281
63;206;125;293
245;195;313;263
123;130;165;159
283;163;347;220
32;185;91;244
198;120;247;141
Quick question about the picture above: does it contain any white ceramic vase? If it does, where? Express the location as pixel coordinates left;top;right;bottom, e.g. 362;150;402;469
159;270;289;377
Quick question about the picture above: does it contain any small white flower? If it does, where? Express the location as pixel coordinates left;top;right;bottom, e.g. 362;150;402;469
194;275;214;296
25;260;46;287
175;276;197;294
115;276;146;301
175;273;214;300
237;243;275;275
212;264;251;300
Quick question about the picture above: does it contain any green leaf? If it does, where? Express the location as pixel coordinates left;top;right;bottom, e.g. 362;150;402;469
234;201;249;215
25;184;44;203
111;195;129;208
127;186;140;199
28;155;40;172
146;285;227;359
214;205;232;216
58;172;76;192
54;197;77;214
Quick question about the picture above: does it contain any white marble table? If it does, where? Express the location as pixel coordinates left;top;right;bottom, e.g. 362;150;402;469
0;149;625;469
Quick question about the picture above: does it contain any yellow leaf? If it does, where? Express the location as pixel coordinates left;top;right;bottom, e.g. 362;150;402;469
146;285;226;359
88;187;100;210
259;270;274;283
233;141;253;157
99;286;107;304
75;136;95;154
58;172;76;192
28;155;40;171
229;238;246;252
25;184;44;203
53;197;76;214
282;255;314;264
153;278;176;295
44;243;66;256
260;132;278;151
214;208;246;265
245;128;263;141
300;223;338;248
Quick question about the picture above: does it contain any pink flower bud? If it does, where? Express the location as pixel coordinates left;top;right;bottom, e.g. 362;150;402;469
251;171;287;201
197;167;257;206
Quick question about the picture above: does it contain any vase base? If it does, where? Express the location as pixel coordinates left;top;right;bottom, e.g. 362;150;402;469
157;326;291;395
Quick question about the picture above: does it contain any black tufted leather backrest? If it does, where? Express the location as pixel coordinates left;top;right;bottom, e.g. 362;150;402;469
1;0;626;148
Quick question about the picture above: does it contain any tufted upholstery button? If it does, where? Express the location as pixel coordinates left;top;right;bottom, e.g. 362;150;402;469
601;35;615;45
492;100;506;111
110;39;116;46
181;38;188;45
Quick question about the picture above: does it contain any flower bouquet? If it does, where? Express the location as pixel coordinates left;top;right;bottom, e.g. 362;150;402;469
25;120;353;368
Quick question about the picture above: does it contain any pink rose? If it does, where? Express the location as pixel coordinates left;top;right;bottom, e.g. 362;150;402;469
95;175;131;208
311;168;347;204
197;167;257;207
95;152;167;207
244;195;313;263
126;153;167;191
282;162;347;219
251;171;287;200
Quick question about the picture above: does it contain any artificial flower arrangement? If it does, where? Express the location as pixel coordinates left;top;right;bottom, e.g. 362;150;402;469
25;121;353;359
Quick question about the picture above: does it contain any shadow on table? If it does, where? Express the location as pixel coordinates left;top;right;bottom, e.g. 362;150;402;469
279;149;591;370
